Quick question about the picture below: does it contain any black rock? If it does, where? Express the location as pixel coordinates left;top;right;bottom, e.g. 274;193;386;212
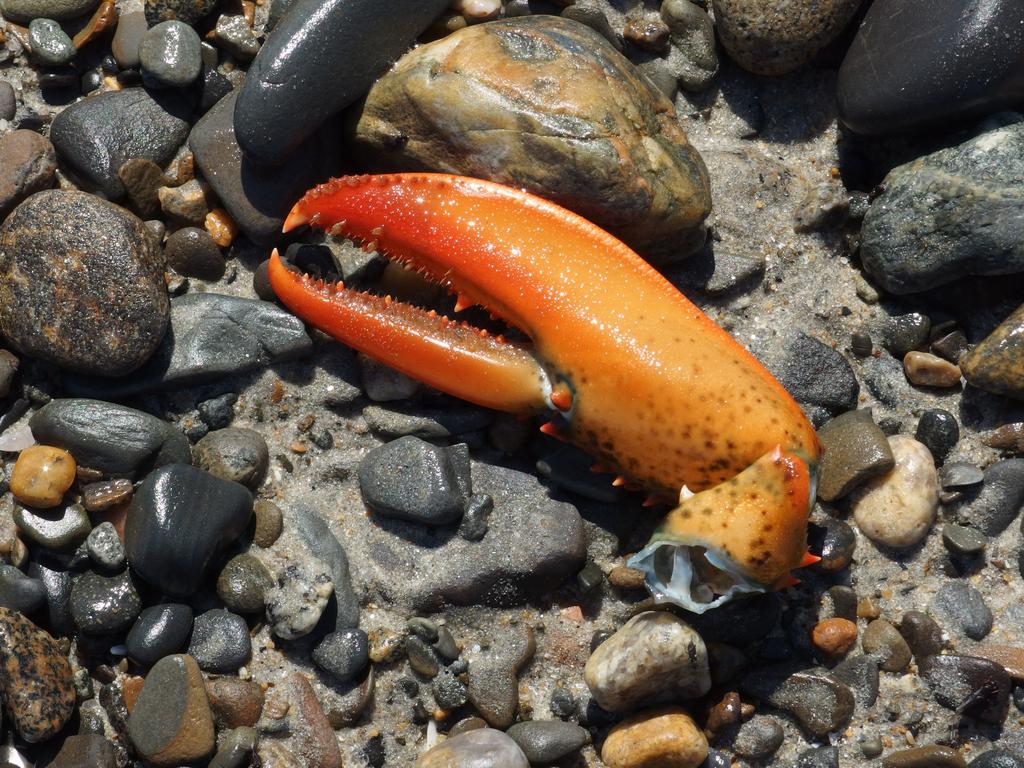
13;501;92;552
830;653;879;707
505;720;589;763
970;750;1024;768
188;608;251;672
312;628;369;684
739;664;854;738
882;313;931;358
30;398;191;478
0;191;169;376
897;611;944;660
197;392;237;429
233;0;450;166
838;0;1024;135
49;88;190;199
919;654;1011;724
26;557;74;635
125;464;253;597
942;523;987;556
0;563;45;614
189;91;339;245
358;437;471;526
70;571;141;635
66;293;313;398
125;603;193;667
929;581;993;641
292;507;359;630
916;409;959;465
956;459;1024;536
807;517;856;573
774;332;859;413
731;716;783;759
164;226;225;281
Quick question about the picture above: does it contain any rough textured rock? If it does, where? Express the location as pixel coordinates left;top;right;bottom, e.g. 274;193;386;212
961;303;1024;400
350;15;710;258
838;0;1024;135
860;120;1024;294
0;190;168;376
0;130;57;219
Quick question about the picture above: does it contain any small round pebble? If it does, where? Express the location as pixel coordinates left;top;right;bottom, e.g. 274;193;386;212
216;554;272;614
139;20;203;88
904;351;962;387
861;619;912;672
0;82;15;121
126;603;193;667
601;707;708;768
11;445;76;508
930;581;993;641
506;720;589;764
85;522;126;570
432;669;468;710
14;501;91;551
70;570;141;634
732;715;784;759
942;523;987;556
164;226;225;280
406;635;441;678
916;409;959;464
252;499;283;548
28;18;75;66
852;435;938;548
811;617;857;658
188;609;251;672
312;629;369;684
898;610;944;659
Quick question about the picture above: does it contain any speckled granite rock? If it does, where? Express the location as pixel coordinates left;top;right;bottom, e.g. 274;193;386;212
0;607;75;742
350;15;710;258
961;303;1024;400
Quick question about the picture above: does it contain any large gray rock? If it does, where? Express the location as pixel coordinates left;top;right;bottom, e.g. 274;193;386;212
860;120;1024;294
66;292;312;397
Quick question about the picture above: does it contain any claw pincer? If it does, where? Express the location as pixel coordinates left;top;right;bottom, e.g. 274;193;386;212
269;173;821;612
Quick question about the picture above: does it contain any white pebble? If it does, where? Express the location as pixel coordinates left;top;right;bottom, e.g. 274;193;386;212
852;435;938;548
451;0;501;20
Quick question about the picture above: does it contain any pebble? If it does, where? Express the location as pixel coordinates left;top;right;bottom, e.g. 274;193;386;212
711;0;860;75
585;611;710;712
807;517;856;572
125;464;253;597
264;560;333;640
918;654;1010;723
139;20;202;88
126;603;193;667
0;564;45;613
984;423;1024;454
916;409;959;465
13;501;91;552
831;654;880;707
416;728;529;768
0;190;168;375
128;654;215;766
932;329;970;363
792;184;850;232
216;554;272;614
234;0;449;166
253;499;283;548
970;752;1024;768
941;462;986;490
816;410;895;501
164;226;224;281
740;664;854;737
0;130;55;222
206;677;265;728
882;745;967;768
962;303;1024;400
660;0;718;92
800;747;840;768
197;392;237;429
861;619;911;672
194;428;268;489
48;733;117;768
291;507;359;630
82;478;134;512
49;88;190;200
30;399;191;478
111;10;146;68
11;444;75;508
851;435;938;548
26;556;74;635
313;628;369;684
505;720;588;763
904;351;962;388
732;715;784;759
145;0;216;25
85;522;126;569
467;625;534;727
208;726;257;768
601;707;708;768
838;0;1024;135
942;523;987;556
956;459;1024;535
28;18;75;66
811;618;857;658
158;178;211;226
118;158;166;219
359;437;470;526
352;15;710;258
188;609;251;673
774;332;859;413
70;570;140;634
0;0;96;22
0;82;13;121
883;313;931;357
0;607;75;742
213;14;259;60
860;121;1024;293
898;610;944;660
930;581;993;641
277;673;343;768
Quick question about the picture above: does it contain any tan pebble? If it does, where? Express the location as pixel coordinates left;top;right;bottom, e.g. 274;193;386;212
11;445;76;508
252;499;283;548
968;645;1024;681
903;351;962;387
205;208;237;247
608;565;646;590
811;617;858;658
602;706;708;768
857;598;880;619
624;15;671;52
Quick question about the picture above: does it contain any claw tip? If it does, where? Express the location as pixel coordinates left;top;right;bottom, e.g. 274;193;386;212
283;204;309;233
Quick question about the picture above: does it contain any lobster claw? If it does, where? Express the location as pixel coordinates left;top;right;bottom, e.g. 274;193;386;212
270;173;822;613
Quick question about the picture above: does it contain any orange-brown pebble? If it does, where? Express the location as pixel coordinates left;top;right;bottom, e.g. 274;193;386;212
903;351;962;388
857;598;881;619
608;565;646;590
123;675;145;713
11;445;76;508
812;618;858;658
204;208;237;247
602;707;708;768
72;0;117;48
